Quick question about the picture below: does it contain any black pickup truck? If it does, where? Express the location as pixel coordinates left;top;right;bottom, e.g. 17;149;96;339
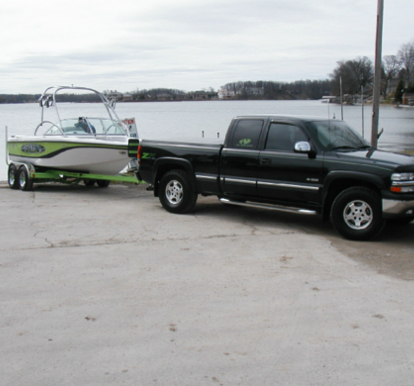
137;115;414;240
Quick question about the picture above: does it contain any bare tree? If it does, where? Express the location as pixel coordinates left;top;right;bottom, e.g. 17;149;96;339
330;57;374;96
382;55;401;96
397;41;414;86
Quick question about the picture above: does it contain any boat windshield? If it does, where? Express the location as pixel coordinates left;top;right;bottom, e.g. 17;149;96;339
45;118;127;136
307;120;371;151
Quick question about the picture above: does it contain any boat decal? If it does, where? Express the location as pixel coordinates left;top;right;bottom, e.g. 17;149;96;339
21;144;46;154
7;141;128;159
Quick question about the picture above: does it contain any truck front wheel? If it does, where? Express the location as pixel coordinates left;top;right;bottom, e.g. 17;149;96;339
331;187;385;241
159;170;197;214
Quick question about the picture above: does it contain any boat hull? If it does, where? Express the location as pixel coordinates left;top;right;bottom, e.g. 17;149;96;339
7;137;131;175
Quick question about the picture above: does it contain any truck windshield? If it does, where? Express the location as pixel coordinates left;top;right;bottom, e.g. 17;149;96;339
309;120;371;151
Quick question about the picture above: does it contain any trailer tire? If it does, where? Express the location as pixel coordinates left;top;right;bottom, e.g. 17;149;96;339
159;170;197;214
83;179;96;187
18;166;34;191
8;165;19;190
97;180;110;188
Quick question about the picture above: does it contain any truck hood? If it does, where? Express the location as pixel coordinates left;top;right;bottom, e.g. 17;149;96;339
333;149;414;171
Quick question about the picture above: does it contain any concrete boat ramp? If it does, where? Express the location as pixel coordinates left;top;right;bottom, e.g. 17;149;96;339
1;182;414;385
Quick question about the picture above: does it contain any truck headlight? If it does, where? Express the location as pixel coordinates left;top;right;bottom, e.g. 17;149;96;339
391;172;414;192
391;173;414;181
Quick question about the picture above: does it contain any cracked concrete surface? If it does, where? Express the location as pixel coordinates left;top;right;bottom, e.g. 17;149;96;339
1;182;414;386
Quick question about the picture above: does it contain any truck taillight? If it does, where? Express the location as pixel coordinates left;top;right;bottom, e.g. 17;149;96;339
137;145;142;166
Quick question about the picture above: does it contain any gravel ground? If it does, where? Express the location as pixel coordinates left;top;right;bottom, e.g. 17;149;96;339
1;182;413;386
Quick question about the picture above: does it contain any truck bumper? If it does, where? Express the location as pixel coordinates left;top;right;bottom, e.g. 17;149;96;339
382;198;414;217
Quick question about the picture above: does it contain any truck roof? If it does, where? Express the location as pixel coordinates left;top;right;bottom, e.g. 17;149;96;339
234;114;337;123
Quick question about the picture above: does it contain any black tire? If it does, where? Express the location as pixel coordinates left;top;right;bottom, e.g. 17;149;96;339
18;166;34;191
97;180;110;188
83;179;96;187
330;187;386;241
158;170;197;214
8;165;19;190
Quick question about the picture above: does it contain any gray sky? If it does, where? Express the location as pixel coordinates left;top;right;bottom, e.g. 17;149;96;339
1;0;413;94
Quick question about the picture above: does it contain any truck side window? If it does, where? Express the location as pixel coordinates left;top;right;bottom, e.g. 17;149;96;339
229;119;264;149
265;123;307;151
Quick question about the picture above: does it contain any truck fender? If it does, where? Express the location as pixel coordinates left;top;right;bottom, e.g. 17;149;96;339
153;157;195;195
323;170;386;191
321;171;386;219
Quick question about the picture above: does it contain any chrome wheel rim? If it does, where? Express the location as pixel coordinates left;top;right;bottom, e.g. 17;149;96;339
165;180;183;205
19;171;26;188
9;169;16;186
343;200;373;230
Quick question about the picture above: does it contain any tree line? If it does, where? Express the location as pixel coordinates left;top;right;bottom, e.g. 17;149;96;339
0;94;41;104
329;40;414;102
0;93;102;104
223;40;414;102
219;80;331;100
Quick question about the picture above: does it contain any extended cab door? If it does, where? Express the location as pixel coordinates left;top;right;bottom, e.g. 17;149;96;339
220;119;265;197
257;121;324;207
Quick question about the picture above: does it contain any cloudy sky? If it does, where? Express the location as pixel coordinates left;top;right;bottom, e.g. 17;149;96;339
1;0;413;94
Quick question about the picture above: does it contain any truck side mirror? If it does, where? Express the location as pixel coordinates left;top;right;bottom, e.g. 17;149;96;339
294;141;311;152
294;141;316;158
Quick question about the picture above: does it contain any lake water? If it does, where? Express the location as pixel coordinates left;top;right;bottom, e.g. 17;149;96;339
1;100;414;181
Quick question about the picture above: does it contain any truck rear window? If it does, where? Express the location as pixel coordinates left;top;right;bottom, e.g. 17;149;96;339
229;119;264;149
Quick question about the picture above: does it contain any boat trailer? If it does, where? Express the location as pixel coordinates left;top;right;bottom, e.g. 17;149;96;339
6;161;140;191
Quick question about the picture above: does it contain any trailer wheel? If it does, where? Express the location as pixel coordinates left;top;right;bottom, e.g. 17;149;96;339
331;187;385;240
8;165;19;190
159;170;197;214
83;179;96;187
18;166;34;191
97;180;110;188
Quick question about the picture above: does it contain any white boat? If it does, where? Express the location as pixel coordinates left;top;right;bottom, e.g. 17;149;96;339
6;86;138;176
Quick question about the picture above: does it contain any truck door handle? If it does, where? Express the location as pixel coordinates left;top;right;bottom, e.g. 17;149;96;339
260;158;271;165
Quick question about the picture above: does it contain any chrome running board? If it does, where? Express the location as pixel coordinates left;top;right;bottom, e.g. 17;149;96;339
219;198;317;215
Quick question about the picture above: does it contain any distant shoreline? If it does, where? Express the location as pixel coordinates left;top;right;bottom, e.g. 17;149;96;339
1;99;410;106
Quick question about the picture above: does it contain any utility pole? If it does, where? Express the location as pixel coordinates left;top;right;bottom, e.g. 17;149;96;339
371;0;384;148
361;86;365;138
340;77;343;120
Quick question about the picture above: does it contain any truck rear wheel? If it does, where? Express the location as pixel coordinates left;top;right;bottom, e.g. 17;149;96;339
159;170;197;214
331;187;385;241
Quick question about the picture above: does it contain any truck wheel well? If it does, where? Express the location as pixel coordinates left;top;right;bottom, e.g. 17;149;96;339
323;179;381;221
154;165;190;197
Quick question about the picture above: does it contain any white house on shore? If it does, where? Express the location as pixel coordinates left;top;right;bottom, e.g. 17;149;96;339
218;89;236;99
